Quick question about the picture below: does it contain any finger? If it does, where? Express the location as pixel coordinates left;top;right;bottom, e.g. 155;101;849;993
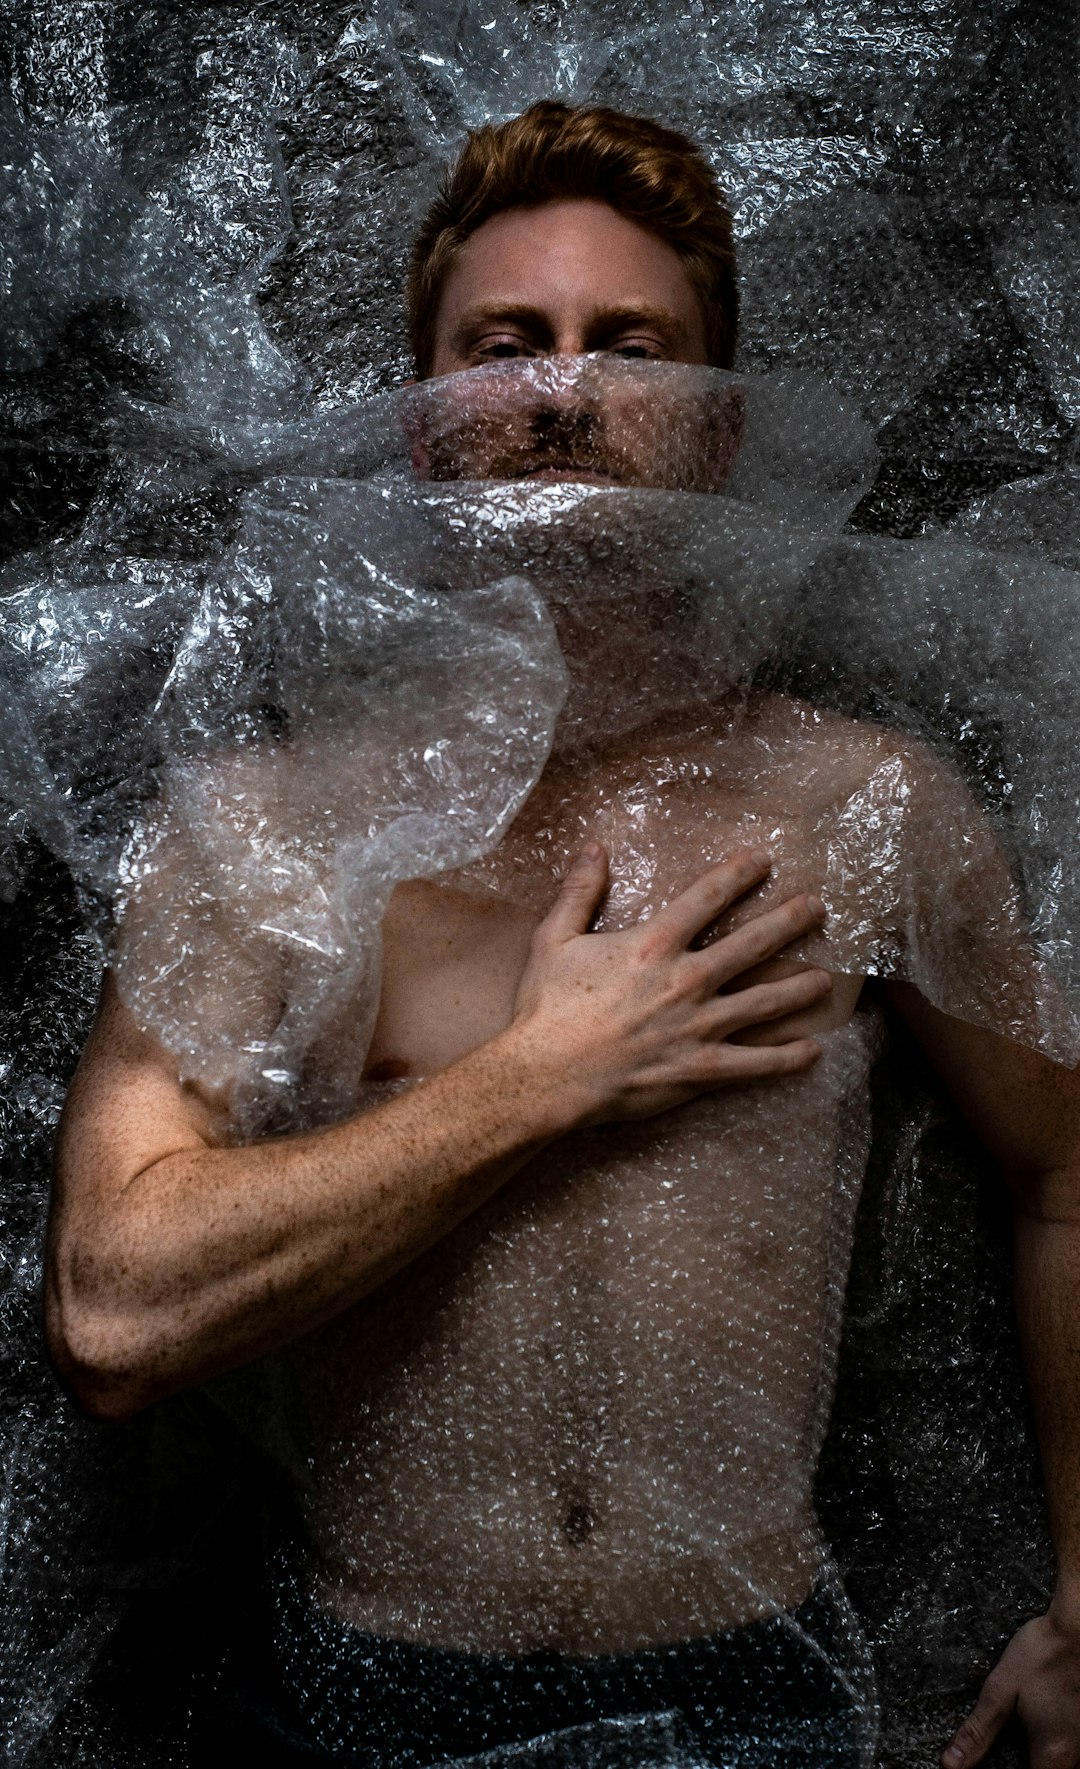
697;894;826;986
942;1671;1017;1769
535;845;609;944
648;849;773;949
698;1038;822;1084
706;969;833;1035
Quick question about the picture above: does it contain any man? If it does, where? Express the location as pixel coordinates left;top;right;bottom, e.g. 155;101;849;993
45;103;1080;1766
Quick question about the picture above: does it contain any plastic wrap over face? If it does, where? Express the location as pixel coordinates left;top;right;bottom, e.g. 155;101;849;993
126;359;1074;1078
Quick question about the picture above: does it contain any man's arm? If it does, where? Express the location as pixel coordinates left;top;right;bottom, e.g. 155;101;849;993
46;846;829;1422
888;983;1080;1769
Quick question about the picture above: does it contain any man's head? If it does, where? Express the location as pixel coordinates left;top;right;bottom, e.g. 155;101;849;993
404;103;743;492
408;101;738;380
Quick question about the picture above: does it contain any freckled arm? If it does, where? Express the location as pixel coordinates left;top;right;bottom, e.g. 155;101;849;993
46;848;825;1421
46;970;580;1422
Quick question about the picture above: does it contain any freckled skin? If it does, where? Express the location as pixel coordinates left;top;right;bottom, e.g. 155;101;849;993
45;194;1080;1762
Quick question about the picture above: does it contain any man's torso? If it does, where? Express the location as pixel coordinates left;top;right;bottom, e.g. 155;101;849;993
293;697;901;1654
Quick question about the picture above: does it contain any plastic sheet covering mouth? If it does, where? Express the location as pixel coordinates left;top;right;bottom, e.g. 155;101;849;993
91;365;1080;1121
2;4;1078;1767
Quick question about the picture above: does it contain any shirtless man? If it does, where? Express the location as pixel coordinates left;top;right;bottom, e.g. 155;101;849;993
45;104;1080;1767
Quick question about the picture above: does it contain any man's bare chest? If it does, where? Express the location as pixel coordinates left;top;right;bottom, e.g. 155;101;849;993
364;735;868;1083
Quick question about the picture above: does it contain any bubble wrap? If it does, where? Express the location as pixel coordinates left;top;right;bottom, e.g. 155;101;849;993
1;3;1077;1767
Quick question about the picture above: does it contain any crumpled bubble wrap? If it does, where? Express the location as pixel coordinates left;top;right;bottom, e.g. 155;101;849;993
1;3;1077;1766
441;1710;709;1766
113;561;567;1130
11;362;1077;1127
946;466;1080;574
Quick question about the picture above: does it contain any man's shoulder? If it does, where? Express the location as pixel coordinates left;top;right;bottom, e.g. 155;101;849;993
744;690;959;809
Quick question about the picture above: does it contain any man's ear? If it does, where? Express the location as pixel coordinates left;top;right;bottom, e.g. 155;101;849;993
704;384;746;491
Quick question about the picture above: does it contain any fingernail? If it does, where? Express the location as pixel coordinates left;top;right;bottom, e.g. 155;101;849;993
750;847;771;867
582;842;602;861
944;1748;964;1767
809;896;826;916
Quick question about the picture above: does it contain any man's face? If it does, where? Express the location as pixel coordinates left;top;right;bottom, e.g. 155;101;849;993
418;198;740;492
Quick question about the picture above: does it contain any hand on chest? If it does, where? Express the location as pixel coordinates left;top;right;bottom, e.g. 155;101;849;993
366;723;887;1081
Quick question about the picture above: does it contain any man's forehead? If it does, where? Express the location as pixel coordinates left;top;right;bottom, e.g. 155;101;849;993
434;199;706;324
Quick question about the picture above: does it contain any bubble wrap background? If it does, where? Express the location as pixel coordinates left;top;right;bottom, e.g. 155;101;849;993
1;1;1077;1764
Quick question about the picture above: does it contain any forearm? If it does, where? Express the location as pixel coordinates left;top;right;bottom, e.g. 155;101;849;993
49;848;827;1421
47;1023;578;1419
941;1197;1080;1769
1013;1186;1080;1612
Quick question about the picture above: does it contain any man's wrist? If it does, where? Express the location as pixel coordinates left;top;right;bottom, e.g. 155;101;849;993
487;1017;604;1141
1047;1575;1080;1642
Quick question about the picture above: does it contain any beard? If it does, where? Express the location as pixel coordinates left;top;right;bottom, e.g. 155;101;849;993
421;398;641;487
406;357;743;495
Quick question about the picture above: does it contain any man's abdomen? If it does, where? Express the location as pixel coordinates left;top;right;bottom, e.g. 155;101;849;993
295;1019;875;1655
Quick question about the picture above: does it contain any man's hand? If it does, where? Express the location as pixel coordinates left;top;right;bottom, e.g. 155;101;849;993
511;842;830;1125
943;1608;1080;1769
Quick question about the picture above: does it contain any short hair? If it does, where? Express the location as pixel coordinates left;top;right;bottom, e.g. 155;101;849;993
407;100;739;378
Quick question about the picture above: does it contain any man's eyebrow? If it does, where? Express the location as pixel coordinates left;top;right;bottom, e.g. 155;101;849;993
451;303;553;341
585;303;690;343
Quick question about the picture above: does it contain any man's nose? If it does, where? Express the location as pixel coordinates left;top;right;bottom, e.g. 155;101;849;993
527;349;600;410
529;402;599;451
547;322;593;358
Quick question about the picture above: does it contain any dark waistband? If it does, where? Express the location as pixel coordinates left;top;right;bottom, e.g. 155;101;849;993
229;1565;868;1767
293;1575;843;1676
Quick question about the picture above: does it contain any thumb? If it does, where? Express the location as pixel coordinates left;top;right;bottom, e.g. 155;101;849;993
943;1666;1017;1769
539;844;609;943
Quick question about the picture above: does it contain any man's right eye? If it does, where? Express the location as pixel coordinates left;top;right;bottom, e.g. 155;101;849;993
474;338;533;360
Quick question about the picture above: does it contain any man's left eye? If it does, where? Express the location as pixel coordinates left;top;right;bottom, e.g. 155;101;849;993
611;343;660;360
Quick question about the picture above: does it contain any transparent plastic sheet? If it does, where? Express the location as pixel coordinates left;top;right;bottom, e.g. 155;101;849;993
4;357;1079;1767
946;465;1080;574
443;1712;709;1766
12;363;1077;1117
1;2;1077;1766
